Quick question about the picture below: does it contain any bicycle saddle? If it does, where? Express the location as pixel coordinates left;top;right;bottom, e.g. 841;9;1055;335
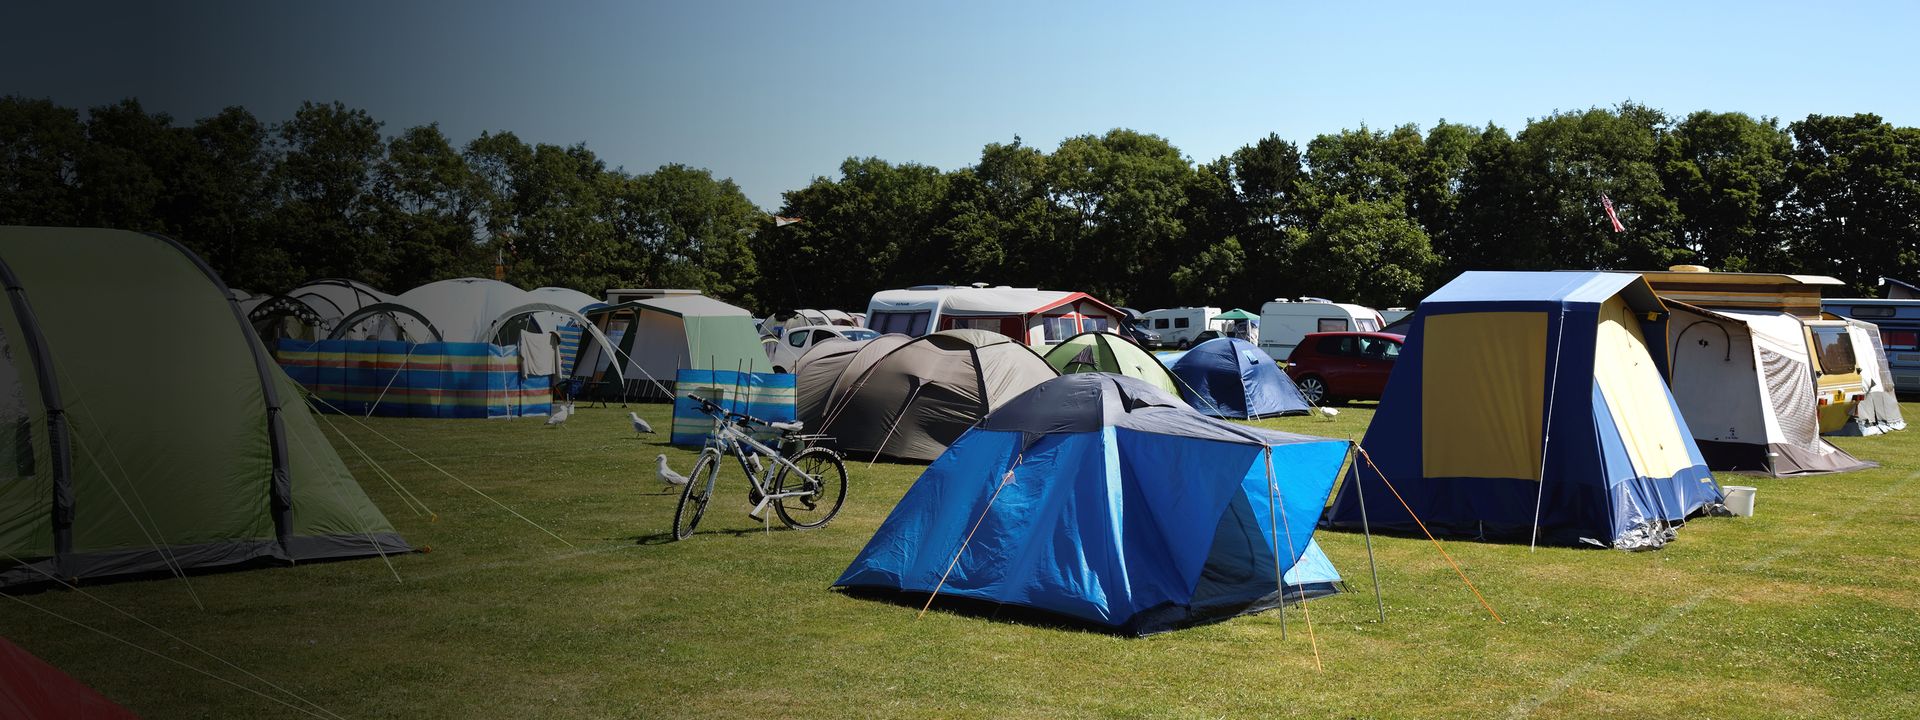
769;420;804;433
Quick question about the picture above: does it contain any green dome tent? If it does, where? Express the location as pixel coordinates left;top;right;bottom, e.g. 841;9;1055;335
0;227;408;587
1042;331;1180;395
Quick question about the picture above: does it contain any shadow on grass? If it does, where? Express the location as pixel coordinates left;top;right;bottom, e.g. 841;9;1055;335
631;525;794;545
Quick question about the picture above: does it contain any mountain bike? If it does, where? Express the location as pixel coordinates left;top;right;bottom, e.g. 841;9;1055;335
672;394;848;540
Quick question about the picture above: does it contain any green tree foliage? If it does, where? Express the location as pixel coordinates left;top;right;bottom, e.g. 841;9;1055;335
1784;114;1920;293
6;95;1919;314
1659;111;1793;272
1295;197;1438;308
0;97;84;226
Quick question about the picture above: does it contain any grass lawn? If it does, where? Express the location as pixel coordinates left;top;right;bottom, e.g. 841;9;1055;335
4;401;1919;719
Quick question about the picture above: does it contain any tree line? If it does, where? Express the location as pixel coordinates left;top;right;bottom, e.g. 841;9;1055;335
5;96;1918;314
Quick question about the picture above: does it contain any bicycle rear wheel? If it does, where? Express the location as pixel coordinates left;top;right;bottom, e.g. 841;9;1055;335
673;452;721;540
774;446;848;529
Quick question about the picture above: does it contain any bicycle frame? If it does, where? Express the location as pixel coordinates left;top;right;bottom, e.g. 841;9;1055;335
699;412;823;520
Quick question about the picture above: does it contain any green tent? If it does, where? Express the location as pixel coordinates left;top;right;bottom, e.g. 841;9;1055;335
0;227;407;587
577;295;768;397
1041;331;1180;395
1212;308;1259;321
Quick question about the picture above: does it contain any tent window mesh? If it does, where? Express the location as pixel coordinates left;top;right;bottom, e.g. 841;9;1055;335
1760;347;1820;452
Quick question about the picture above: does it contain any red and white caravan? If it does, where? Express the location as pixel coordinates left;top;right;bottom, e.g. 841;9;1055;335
865;285;1123;346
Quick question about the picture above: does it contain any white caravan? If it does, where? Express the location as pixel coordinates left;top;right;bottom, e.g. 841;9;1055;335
865;285;1123;347
1139;307;1223;348
1257;298;1385;360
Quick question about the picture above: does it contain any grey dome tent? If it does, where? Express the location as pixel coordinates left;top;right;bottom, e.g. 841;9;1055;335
0;227;408;587
794;333;914;427
813;330;1057;461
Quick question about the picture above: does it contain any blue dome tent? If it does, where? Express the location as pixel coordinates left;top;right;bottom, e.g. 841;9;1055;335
835;373;1348;635
1168;338;1311;418
1324;271;1723;550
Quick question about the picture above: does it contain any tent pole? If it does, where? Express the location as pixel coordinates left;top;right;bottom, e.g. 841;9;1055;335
1357;447;1503;623
1349;440;1386;623
1530;308;1567;552
1266;448;1322;670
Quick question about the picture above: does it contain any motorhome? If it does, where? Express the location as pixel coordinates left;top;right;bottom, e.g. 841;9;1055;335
1139;307;1222;348
1256;298;1384;360
865;285;1123;347
1823;278;1920;396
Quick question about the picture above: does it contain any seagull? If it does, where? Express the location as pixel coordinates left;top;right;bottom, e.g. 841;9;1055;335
656;454;688;487
629;411;654;434
546;401;575;428
1318;406;1339;417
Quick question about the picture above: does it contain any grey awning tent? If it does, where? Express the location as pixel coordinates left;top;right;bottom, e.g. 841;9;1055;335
809;329;1058;461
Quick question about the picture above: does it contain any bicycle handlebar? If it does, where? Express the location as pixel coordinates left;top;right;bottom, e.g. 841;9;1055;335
685;393;801;432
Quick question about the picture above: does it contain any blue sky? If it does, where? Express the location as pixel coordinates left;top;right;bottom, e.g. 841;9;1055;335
5;1;1915;209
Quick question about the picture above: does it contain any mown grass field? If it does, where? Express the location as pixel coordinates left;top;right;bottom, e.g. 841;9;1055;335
3;401;1918;719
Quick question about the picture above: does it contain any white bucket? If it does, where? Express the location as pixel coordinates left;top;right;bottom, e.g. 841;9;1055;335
1722;485;1757;517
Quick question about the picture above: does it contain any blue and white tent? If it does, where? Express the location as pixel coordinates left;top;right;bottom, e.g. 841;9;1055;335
835;373;1348;635
1324;271;1723;549
1168;337;1311;418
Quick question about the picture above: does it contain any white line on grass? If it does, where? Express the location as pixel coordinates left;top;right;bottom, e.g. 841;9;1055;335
1505;467;1920;719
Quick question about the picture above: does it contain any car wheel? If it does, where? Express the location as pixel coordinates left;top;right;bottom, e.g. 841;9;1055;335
1296;375;1329;405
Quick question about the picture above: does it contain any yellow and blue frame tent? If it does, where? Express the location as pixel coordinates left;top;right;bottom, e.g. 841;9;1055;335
1324;271;1723;550
0;227;407;587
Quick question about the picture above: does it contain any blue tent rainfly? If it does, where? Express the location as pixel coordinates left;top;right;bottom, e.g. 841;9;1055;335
835;373;1348;635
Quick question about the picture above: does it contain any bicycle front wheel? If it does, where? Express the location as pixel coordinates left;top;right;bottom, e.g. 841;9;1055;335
673;452;721;540
774;446;848;530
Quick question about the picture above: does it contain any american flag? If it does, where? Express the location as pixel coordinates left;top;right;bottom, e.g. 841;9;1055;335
1600;193;1625;233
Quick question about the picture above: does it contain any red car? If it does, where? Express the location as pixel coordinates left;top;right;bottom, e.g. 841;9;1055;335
1284;331;1405;404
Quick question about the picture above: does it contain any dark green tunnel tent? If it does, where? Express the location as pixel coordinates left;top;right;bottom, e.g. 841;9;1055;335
0;227;408;587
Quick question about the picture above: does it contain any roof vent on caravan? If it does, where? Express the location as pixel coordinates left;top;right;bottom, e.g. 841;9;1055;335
1669;265;1711;273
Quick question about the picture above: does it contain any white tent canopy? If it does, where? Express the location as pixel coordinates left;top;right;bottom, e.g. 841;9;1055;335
393;278;536;344
1667;302;1870;475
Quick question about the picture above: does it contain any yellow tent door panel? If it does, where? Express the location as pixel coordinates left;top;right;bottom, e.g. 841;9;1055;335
1422;312;1547;480
1594;297;1696;479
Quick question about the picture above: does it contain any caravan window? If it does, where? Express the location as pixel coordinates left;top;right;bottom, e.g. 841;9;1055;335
1043;316;1077;342
1317;318;1348;333
1355;317;1381;332
1811;326;1857;374
869;311;930;336
1174;317;1190;329
1081;317;1109;333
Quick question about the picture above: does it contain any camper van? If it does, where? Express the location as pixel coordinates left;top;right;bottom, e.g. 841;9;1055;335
865;285;1123;347
1256;299;1384;361
1139;307;1222;348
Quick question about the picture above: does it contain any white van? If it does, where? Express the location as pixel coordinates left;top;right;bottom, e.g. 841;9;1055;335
1139;307;1222;348
1257;298;1385;360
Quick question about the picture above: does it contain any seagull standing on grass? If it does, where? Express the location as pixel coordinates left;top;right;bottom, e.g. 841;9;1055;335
656;455;689;487
546;401;575;428
629;411;654;434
